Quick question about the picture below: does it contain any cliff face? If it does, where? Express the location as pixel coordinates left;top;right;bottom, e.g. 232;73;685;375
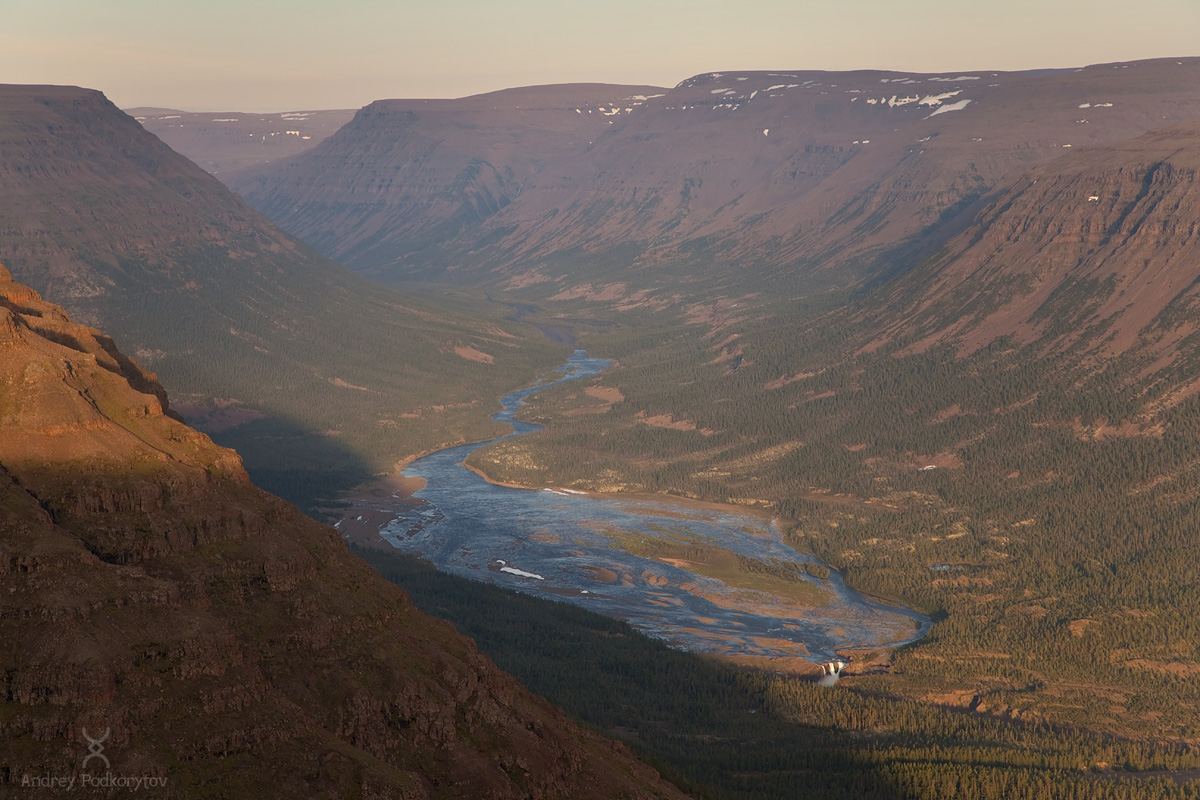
862;123;1200;378
232;83;668;277
0;266;685;799
232;59;1200;293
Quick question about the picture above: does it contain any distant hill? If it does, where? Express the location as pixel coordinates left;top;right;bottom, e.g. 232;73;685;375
229;83;670;280
0;265;685;799
0;85;564;508
232;58;1200;296
128;106;356;176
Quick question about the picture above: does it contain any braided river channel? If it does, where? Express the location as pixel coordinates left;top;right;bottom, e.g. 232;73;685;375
365;349;928;662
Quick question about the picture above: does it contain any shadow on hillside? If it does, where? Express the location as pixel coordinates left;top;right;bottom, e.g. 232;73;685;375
200;414;375;518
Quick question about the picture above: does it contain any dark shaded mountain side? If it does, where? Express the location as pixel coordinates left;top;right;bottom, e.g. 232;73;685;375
128;107;356;176
0;85;566;508
232;83;668;275
0;266;685;799
233;59;1200;298
361;546;1200;800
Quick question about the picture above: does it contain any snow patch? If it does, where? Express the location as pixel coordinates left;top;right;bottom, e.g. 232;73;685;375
928;75;980;82
928;98;972;117
762;128;769;136
500;565;544;580
212;118;239;122
918;90;961;106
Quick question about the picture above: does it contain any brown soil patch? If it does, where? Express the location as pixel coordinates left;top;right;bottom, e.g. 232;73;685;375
549;283;629;302
765;371;819;390
453;345;494;364
933;403;967;423
1069;618;1095;637
911;452;964;470
585;385;625;403
636;411;717;436
584;566;619;584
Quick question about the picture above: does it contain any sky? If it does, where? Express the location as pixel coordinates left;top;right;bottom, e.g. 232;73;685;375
5;0;1200;112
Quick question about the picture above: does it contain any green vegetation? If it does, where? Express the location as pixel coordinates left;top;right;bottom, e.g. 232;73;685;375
360;547;1200;799
462;280;1200;743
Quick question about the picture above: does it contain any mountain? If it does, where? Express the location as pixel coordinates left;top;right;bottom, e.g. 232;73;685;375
0;264;685;798
0;85;564;508
859;121;1200;377
229;83;669;279
128;107;356;176
232;58;1200;295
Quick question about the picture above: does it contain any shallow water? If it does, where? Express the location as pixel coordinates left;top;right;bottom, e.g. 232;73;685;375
372;350;928;661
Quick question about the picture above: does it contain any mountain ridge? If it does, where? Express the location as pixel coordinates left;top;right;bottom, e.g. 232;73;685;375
231;58;1200;296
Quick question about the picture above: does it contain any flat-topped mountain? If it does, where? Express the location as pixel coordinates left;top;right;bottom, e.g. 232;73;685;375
232;58;1200;294
0;264;685;798
862;121;1200;375
0;84;564;507
129;106;356;175
230;83;669;276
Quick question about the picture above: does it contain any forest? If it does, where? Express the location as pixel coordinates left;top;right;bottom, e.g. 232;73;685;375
360;546;1200;799
458;279;1200;746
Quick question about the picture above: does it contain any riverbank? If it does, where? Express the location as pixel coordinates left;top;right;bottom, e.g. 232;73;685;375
462;460;779;523
335;464;427;549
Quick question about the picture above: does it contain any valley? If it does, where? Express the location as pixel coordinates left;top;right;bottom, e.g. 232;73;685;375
6;49;1200;800
341;348;928;662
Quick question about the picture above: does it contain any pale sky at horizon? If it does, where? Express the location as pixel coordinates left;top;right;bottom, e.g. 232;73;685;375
5;0;1199;112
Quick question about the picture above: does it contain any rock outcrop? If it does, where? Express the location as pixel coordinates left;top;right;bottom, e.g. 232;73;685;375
0;266;686;799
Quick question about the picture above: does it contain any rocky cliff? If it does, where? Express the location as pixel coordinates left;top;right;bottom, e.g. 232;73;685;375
233;83;668;278
232;59;1200;294
0;265;686;798
861;122;1200;380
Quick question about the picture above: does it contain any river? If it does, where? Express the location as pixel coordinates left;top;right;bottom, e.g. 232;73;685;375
366;349;929;662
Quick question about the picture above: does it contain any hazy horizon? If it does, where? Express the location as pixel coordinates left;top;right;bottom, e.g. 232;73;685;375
6;0;1200;112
